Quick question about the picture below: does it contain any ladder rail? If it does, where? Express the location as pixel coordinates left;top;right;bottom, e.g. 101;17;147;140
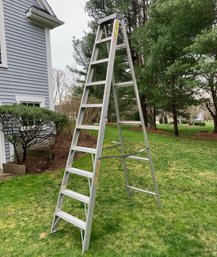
51;25;103;233
82;19;120;253
65;25;103;172
104;25;131;197
71;26;103;149
120;19;161;207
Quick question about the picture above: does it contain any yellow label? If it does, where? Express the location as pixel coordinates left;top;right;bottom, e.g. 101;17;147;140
94;160;101;185
114;20;119;39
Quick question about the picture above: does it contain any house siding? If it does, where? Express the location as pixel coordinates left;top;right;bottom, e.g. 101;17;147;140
5;142;10;161
0;0;51;161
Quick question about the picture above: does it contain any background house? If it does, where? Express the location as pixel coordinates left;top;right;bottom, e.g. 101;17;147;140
0;0;63;169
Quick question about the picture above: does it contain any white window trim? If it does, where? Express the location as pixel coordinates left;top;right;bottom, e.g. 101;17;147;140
0;0;8;68
16;95;46;107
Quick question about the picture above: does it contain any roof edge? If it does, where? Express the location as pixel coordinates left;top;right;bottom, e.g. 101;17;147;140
26;6;64;29
36;0;55;16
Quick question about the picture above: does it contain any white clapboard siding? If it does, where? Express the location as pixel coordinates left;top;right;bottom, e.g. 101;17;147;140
0;0;51;161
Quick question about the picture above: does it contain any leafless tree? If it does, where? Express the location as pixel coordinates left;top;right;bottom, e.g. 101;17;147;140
53;68;78;111
53;69;67;107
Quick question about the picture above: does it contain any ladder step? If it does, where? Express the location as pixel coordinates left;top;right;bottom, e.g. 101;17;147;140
119;121;142;125
77;125;100;131
67;167;94;179
116;43;126;50
86;80;106;87
114;81;134;88
127;156;149;161
91;58;109;65
81;104;103;108
72;146;97;154
61;189;90;204
56;211;86;230
96;36;112;44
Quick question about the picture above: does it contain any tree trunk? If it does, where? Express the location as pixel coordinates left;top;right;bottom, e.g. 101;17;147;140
22;146;27;163
214;116;217;133
205;102;217;133
149;106;157;130
210;84;217;133
140;94;148;126
172;105;179;136
14;145;20;164
153;107;157;130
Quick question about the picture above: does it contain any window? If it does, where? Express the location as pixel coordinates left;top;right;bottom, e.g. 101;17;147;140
21;102;41;108
16;95;45;126
15;95;45;108
21;102;40;125
0;0;7;68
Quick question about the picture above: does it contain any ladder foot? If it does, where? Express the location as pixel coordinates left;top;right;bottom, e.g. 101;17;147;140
82;240;90;254
50;228;57;234
50;216;60;234
156;197;162;208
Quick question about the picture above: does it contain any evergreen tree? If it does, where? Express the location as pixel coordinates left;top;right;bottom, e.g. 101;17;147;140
71;0;217;135
189;27;217;133
71;0;151;125
133;0;215;135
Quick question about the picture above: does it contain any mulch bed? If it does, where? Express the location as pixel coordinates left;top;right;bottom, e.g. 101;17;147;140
129;126;170;135
0;172;14;180
49;132;96;171
23;132;97;174
0;132;96;180
130;126;217;139
194;131;217;140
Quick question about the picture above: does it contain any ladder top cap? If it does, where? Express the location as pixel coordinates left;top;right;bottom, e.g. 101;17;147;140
98;13;124;25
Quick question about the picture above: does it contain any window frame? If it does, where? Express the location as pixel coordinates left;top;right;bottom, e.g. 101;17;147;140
0;0;8;68
16;95;46;128
15;95;46;108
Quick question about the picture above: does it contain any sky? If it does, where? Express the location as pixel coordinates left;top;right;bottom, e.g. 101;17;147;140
48;0;90;70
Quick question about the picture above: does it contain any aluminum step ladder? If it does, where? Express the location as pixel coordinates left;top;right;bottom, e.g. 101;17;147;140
50;13;161;253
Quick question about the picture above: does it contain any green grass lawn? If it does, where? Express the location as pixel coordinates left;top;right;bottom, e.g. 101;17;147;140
157;122;214;137
0;125;217;257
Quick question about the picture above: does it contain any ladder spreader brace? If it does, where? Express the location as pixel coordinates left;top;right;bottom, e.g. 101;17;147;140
99;148;146;160
50;13;161;253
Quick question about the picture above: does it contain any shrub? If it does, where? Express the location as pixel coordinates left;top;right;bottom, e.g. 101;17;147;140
0;104;68;164
181;120;189;124
164;115;168;124
159;116;163;124
194;121;206;126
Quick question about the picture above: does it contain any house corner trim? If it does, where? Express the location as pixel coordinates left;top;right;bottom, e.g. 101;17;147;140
45;28;54;110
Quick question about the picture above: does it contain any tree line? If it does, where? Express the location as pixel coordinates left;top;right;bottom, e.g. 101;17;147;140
70;0;217;136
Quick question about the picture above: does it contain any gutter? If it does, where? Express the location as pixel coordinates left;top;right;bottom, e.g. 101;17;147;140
26;6;64;29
